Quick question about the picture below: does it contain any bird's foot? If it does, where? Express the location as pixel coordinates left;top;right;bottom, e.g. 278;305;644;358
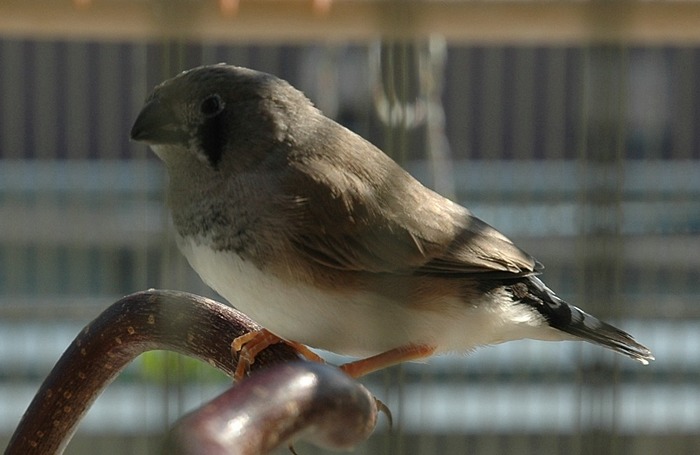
231;328;325;381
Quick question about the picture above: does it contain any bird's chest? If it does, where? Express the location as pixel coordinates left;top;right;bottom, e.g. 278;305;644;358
174;233;358;349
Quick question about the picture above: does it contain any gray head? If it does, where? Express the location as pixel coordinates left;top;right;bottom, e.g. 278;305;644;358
130;64;320;173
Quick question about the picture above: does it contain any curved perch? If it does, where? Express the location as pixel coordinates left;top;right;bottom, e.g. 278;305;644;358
6;290;378;454
166;362;378;454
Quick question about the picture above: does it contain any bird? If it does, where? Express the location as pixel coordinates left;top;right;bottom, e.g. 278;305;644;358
130;64;653;380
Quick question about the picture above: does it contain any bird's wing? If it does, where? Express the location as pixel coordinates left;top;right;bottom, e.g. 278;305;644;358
280;135;539;278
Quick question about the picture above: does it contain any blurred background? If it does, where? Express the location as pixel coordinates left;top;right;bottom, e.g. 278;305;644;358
1;1;699;454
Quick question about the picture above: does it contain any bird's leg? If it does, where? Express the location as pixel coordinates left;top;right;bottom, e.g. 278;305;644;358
339;344;436;378
233;332;436;381
231;328;325;381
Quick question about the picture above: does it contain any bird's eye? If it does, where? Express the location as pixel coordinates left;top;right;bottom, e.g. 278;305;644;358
200;94;225;118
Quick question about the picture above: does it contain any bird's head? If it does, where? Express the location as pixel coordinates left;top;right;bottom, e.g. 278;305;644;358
130;64;317;172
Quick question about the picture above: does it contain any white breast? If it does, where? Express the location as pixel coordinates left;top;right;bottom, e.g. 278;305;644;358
176;235;565;357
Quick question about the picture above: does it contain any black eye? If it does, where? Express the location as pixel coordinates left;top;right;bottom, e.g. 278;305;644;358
200;94;225;118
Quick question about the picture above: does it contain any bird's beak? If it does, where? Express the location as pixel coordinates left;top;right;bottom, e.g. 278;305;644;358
130;98;187;145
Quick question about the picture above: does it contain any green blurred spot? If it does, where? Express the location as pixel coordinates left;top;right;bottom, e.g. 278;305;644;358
139;351;230;384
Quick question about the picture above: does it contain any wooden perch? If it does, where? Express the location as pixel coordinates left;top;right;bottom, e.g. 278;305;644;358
166;362;378;454
6;290;379;454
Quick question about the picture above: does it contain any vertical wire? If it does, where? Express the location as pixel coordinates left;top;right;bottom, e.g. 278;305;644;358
423;37;455;200
33;41;58;159
575;44;629;455
573;44;591;455
0;40;26;159
130;40;156;450
65;41;90;159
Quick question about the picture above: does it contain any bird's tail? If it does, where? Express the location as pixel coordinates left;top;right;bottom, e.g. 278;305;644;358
520;277;654;365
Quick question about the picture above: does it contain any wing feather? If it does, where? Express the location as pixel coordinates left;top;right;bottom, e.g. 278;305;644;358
280;121;539;278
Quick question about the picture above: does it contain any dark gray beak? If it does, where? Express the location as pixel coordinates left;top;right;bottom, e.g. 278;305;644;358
130;98;186;144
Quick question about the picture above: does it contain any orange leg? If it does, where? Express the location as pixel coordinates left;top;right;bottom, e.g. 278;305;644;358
339;344;437;378
231;328;325;381
233;331;436;381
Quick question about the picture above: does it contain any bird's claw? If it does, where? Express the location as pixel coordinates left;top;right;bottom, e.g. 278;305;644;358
231;329;326;381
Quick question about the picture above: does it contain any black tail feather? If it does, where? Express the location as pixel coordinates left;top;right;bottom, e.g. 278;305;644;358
515;277;654;364
558;308;654;364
